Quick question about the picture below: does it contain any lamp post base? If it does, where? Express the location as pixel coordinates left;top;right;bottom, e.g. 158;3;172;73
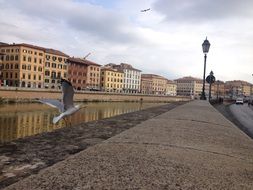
200;92;206;100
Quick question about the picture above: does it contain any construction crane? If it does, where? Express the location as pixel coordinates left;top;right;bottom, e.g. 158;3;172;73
84;52;91;59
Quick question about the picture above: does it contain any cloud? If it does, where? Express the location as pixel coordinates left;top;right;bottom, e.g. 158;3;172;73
0;0;142;44
153;0;253;23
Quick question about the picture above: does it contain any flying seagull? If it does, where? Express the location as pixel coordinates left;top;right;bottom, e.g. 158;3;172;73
141;8;150;12
38;78;84;125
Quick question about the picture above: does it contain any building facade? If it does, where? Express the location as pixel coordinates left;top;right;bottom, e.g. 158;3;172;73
0;52;4;86
44;49;68;89
67;57;101;91
100;67;124;93
141;74;168;95
108;63;141;93
140;76;152;94
67;57;88;90
86;60;101;90
0;43;68;89
224;80;252;98
211;80;225;99
175;76;208;98
165;80;177;96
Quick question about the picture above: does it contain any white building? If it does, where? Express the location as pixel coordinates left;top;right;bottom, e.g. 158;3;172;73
106;63;141;93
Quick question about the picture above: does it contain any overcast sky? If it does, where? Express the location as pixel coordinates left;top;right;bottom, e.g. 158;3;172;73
1;0;253;82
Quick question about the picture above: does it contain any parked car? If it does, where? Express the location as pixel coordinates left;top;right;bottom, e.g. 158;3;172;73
235;98;244;105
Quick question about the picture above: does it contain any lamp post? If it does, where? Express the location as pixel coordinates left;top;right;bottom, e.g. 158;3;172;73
207;71;215;101
200;37;211;100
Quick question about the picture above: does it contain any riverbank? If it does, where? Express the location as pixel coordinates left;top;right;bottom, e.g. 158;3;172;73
0;88;189;103
0;102;185;189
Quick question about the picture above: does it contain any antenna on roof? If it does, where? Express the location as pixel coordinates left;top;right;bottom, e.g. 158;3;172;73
84;52;91;59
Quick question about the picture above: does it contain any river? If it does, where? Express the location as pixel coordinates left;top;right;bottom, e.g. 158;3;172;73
0;102;166;143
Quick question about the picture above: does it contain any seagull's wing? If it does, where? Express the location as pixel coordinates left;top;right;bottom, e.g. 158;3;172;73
61;79;74;110
38;99;64;112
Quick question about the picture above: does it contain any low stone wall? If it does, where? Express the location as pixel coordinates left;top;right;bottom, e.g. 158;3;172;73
0;88;189;102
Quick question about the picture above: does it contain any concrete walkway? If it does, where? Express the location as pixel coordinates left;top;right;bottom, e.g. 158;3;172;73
5;101;253;190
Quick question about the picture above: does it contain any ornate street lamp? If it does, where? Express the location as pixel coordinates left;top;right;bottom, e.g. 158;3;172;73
200;37;211;100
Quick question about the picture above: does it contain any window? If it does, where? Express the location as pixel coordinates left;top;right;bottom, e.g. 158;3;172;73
39;53;43;56
57;72;61;78
38;67;42;72
51;71;56;79
22;73;25;79
45;79;49;83
27;65;31;70
52;63;57;68
39;75;41;80
34;66;37;71
45;70;50;76
33;75;36;80
6;64;9;69
10;55;14;61
28;57;32;62
52;56;57;61
6;55;9;61
6;72;8;78
34;58;37;63
15;55;18;61
28;74;31;79
22;65;26;70
39;59;42;64
45;62;50;67
23;56;26;62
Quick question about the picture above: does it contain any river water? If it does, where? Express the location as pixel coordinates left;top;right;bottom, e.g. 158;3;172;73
0;102;166;143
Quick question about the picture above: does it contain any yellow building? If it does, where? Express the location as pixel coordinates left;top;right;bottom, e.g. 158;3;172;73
86;60;101;90
0;43;68;88
44;49;68;89
166;80;177;96
101;66;124;93
141;74;168;95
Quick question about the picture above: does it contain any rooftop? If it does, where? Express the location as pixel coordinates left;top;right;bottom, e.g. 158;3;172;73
68;57;101;66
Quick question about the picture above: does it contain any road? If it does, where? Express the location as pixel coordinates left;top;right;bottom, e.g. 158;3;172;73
229;103;253;134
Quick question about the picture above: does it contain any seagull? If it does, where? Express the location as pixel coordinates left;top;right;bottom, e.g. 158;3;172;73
38;78;84;126
141;8;150;12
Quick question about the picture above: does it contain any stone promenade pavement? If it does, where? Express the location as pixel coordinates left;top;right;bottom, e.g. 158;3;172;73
5;100;253;190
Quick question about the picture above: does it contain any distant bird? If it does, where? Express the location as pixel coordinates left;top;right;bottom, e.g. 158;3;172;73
141;8;150;12
38;78;84;126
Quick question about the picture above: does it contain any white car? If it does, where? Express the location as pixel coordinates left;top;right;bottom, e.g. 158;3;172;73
235;98;244;105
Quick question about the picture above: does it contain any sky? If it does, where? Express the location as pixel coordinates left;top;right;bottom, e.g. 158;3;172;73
0;0;253;83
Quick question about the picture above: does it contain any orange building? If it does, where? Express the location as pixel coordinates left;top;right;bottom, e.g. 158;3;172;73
0;52;4;86
67;57;101;90
141;74;168;95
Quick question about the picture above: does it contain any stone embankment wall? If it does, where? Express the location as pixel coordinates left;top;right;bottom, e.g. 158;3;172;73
0;88;190;102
